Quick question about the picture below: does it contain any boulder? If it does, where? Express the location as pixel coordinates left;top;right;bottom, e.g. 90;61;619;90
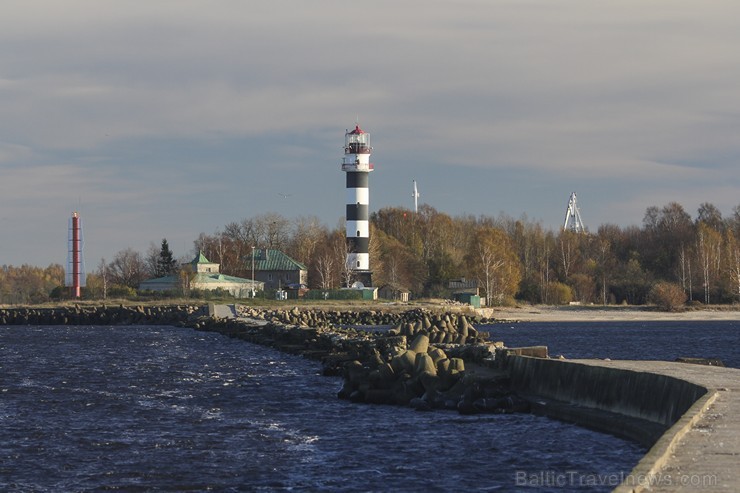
391;350;417;374
414;353;437;377
409;397;432;411
428;347;447;365
409;333;430;354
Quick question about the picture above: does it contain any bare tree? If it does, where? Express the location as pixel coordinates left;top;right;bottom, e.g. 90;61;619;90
97;258;109;299
596;237;612;305
108;248;147;288
315;252;335;290
696;223;721;304
697;202;724;232
289;216;326;265
145;243;159;277
558;231;578;281
726;232;740;301
677;243;693;301
253;213;290;250
337;235;355;288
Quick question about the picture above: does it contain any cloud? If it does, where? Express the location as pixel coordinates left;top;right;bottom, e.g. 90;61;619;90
2;1;740;265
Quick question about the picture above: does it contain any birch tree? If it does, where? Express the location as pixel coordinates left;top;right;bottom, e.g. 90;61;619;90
464;227;521;306
696;222;722;304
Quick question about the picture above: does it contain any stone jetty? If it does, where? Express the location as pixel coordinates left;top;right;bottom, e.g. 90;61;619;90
0;304;205;326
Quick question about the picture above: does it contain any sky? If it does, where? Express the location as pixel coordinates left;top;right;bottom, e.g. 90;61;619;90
2;1;740;268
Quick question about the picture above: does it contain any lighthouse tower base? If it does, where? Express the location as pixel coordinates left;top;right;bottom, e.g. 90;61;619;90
349;270;373;289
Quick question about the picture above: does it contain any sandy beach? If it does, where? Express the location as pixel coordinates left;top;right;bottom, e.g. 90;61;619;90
482;305;740;322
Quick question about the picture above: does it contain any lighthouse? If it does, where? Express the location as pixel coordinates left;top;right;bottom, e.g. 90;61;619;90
342;124;374;287
66;211;86;298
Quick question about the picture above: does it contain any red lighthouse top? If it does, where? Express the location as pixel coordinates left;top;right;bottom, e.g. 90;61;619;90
345;125;371;154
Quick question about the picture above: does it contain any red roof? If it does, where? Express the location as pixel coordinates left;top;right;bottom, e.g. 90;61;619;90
348;125;365;135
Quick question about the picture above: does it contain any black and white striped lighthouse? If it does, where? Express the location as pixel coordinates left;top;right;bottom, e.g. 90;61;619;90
342;124;374;287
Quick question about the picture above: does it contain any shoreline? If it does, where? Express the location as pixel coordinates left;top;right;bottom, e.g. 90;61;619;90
483;305;740;322
4;300;740;323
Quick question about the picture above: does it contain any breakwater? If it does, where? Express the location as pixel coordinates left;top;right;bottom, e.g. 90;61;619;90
200;306;521;414
0;304;206;326
0;304;490;332
505;355;707;447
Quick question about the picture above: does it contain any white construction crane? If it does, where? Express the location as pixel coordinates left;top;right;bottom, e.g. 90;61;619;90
563;192;586;233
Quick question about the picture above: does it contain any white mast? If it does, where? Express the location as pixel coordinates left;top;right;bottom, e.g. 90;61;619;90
412;180;419;213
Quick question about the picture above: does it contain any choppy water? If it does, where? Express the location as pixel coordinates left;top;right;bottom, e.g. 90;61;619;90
1;325;644;492
481;320;740;368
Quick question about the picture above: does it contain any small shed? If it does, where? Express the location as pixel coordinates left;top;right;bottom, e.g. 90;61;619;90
378;284;410;302
454;292;481;308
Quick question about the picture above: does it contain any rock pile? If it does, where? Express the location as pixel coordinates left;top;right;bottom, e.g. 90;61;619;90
387;311;485;344
234;306;490;335
336;331;526;414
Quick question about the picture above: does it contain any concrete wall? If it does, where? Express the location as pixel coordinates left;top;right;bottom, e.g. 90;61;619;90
505;355;708;446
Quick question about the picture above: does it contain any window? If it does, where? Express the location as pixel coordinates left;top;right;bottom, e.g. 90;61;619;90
357;261;360;268
357;230;360;237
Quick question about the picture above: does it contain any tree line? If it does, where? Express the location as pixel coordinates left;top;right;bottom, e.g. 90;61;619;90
178;202;740;307
4;202;740;306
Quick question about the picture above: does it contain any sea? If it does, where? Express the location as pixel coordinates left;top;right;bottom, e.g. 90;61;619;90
2;319;736;492
480;320;740;369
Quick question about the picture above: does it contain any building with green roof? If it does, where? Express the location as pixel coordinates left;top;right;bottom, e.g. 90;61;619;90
249;248;308;290
139;251;263;298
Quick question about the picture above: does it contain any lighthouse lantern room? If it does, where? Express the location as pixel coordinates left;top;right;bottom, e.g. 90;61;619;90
342;124;374;287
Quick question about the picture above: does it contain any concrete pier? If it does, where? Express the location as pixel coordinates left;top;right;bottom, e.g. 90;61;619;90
506;356;740;492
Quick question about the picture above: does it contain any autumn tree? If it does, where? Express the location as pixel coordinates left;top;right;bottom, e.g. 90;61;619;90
464;226;522;306
649;282;687;311
0;264;64;304
373;228;427;293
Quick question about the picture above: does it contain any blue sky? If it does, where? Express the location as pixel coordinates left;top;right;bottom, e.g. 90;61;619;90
2;1;740;267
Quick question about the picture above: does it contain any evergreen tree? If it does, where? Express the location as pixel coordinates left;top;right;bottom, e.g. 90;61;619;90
155;239;177;277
